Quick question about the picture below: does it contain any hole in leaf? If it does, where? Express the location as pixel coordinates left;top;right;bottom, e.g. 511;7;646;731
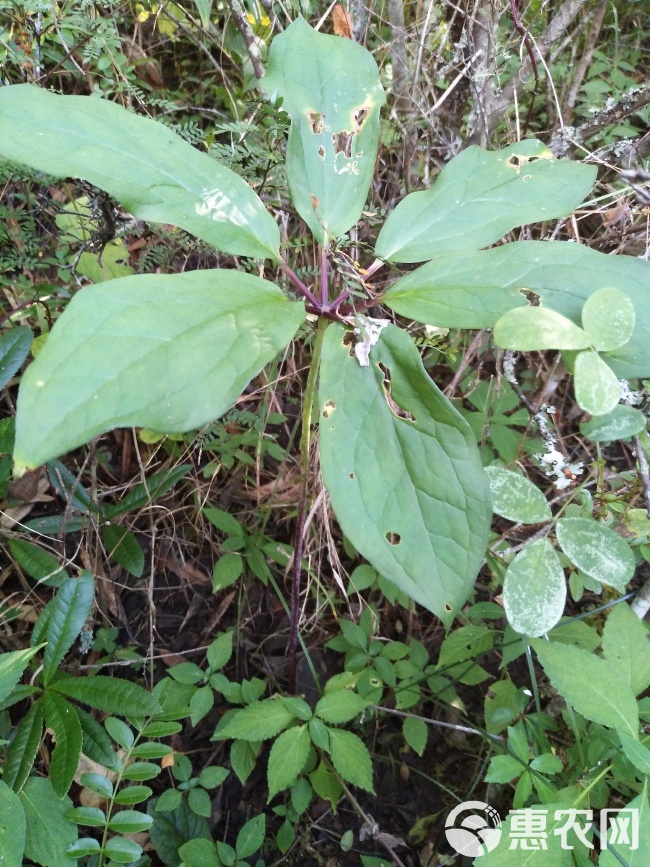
322;400;336;419
444;604;453;613
385;531;401;545
353;107;369;131
318;145;326;159
308;111;324;134
333;131;353;158
348;473;355;480
378;363;416;422
343;329;357;357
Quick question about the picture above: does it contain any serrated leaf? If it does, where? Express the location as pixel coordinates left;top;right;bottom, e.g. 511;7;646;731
484;753;522;783
236;814;266;858
319;324;491;624
383;241;650;379
101;525;144;578
402;716;428;756
315;690;368;724
212;552;243;592
0;779;26;867
20;777;77;867
230;739;258;784
484;466;551;524
206;632;233;671
328;727;374;793
190;685;215;726
44;691;83;797
75;707;119;771
599;790;650;867
3;699;44;793
574;350;621;416
555;517;635;589
0;325;32;389
503;539;566;638
50;673;162;717
0;645;43;706
582;287;635;351
376;140;595;263
260;17;385;246
0;84;280;261
602;602;650;696
14;271;305;472
267;725;310;801
531;640;638;736
9;539;68;587
41;573;94;685
493;306;592;350
213;698;297;741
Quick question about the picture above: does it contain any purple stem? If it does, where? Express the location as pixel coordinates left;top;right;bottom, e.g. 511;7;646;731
320;246;329;306
280;262;320;307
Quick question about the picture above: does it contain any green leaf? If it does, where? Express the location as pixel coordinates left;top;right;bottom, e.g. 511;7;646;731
42;574;94;684
602;602;650;696
618;730;650;775
582;287;635;351
178;838;219;867
190;686;215;727
105;464;191;518
267;725;310;800
155;789;182;813
79;773;114;799
75;707;119;771
121;761;162;781
188;787;212;818
493;306;592;350
230;739;259;784
66;806;106;827
148;795;211;867
383;241;650;379
0;645;43;706
0;325;32;389
260;17;385;246
212;698;297;741
484;466;551;524
328;727;374;793
77;239;134;283
0;84;280;261
50;673;162;717
319;324;491;624
198;766;228;789
484;753;523;783
20;777;77;867
472;802;575;866
375;140;595;263
236;814;266;859
599;789;650;867
315;690;368;724
580;405;646;442
44;691;83;797
531;639;638;736
104;837;143;864
503;539;566;638
104;717;134;750
402;716;428;756
14;271;305;472
108;809;154;833
309;760;342;808
65;837;101;858
101;525;145;578
3;699;44;793
212;553;244;592
573;349;621;416
0;779;26;867
555;517;635;589
206;632;233;671
113;785;153;805
8;539;68;587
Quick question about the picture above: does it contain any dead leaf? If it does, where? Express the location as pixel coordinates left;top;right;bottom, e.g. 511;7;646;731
333;4;353;38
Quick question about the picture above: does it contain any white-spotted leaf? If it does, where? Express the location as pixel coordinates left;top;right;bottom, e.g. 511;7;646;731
493;306;592;351
581;287;635;352
556;517;635;589
503;539;566;637
580;405;646;442
574;350;621;416
484;466;551;524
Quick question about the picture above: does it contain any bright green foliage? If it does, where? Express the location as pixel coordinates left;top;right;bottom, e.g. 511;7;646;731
267;725;310;800
0;780;26;867
503;539;566;637
0;645;43;705
14;272;305;472
376;139;596;263
319;323;491;623
0;84;281;261
260;17;385;246
20;777;77;867
40;573;94;684
601;603;650;696
599;789;650;867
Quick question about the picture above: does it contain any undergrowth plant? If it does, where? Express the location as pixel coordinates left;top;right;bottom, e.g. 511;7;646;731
1;13;650;866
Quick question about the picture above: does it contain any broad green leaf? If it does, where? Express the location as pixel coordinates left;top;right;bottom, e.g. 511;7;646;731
192;0;213;29
236;814;266;859
493;306;591;350
471;803;576;866
0;645;43;706
212;552;244;592
0;779;26;867
77;239;134;283
104;837;143;864
190;685;215;726
20;777;77;867
602;602;650;696
315;690;368;724
484;753;522;783
402;716;428;756
618;730;650;775
42;573;94;684
121;762;161;781
66;806;106;827
599;788;650;867
206;632;233;671
14;271;305;472
573;350;621;416
50;673;162;717
484;466;551;524
375;140;595;263
212;697;296;741
0;84;280;261
384;241;650;378
3;699;44;793
260;17;385;245
108;809;154;833
179;838;219;867
328;727;374;793
0;325;32;389
267;725;310;800
65;838;101;858
44;692;83;797
79;772;114;799
113;785;153;805
309;760;342;807
148;794;211;866
582;287;635;351
101;525;144;578
531;640;638;736
580;404;646;442
104;716;134;750
8;539;68;587
555;517;635;590
319;324;491;624
503;539;566;638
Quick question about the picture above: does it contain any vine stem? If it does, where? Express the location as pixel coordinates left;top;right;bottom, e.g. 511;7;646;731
287;317;330;694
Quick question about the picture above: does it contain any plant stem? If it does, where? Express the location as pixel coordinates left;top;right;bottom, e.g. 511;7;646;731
287;316;329;694
280;261;320;307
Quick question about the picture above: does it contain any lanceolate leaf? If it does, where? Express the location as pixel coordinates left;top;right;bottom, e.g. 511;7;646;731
0;325;33;390
375;140;596;263
0;645;43;706
74;706;119;770
44;692;83;797
14;270;305;473
42;574;95;685
319;324;491;624
260;17;385;246
384;241;650;378
0;84;280;261
50;673;162;717
3;699;44;793
20;777;77;867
